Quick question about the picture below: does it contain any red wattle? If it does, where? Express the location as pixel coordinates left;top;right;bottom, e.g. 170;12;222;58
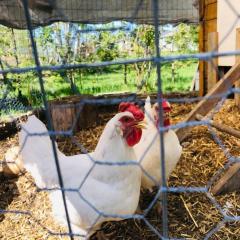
126;128;142;147
164;118;170;127
156;118;170;128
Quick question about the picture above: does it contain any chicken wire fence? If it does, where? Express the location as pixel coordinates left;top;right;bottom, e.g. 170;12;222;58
0;0;240;239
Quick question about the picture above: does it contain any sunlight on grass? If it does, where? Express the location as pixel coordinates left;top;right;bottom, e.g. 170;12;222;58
32;61;197;98
12;62;198;101
0;61;197;119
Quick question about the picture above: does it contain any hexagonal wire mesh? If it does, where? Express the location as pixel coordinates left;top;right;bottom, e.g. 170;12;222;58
0;0;240;239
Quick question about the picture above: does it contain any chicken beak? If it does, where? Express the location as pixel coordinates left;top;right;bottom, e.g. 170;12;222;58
135;119;147;129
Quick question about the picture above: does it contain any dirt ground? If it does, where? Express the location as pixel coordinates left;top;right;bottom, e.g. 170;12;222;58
0;99;240;239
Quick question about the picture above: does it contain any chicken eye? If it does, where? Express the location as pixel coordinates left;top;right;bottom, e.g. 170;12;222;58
125;117;130;122
123;116;133;123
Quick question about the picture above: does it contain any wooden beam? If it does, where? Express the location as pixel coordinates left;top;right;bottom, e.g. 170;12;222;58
235;28;240;108
207;32;218;92
205;0;217;5
195;114;240;138
205;2;217;21
198;0;218;96
211;163;240;195
199;62;205;96
190;63;199;91
199;19;205;96
176;62;240;142
211;28;240;196
206;19;217;35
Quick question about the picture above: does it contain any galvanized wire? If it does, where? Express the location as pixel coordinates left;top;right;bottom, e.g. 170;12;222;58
1;0;240;239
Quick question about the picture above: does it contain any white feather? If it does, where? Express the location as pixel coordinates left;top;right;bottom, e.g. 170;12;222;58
19;113;141;239
134;96;182;191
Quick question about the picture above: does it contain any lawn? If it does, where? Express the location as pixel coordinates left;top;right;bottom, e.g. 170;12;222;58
20;61;197;100
0;60;197;119
76;62;197;94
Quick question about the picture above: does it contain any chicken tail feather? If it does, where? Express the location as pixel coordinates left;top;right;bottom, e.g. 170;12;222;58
19;115;64;188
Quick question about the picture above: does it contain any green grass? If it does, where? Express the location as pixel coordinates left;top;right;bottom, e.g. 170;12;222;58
161;62;197;92
1;61;198;118
37;61;197;99
83;62;197;93
76;69;137;94
0;61;197;120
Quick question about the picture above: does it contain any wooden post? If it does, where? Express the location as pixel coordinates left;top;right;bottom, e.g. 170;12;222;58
207;32;218;92
190;63;199;91
235;28;240;108
211;29;240;196
50;102;76;132
212;163;240;195
176;62;240;143
195;114;240;138
199;19;205;96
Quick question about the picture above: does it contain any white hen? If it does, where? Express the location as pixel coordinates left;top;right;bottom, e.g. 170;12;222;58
139;96;182;191
120;97;182;191
19;112;145;239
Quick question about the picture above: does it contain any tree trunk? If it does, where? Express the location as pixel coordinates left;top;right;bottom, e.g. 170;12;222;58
124;64;127;84
137;62;152;91
0;58;14;93
171;62;175;83
11;29;19;67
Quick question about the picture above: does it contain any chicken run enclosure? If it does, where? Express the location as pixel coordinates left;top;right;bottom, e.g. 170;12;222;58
1;0;240;239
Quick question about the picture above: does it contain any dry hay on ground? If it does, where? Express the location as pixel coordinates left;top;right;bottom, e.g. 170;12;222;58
0;99;240;239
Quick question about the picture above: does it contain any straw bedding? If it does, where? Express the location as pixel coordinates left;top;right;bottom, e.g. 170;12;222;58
0;99;239;239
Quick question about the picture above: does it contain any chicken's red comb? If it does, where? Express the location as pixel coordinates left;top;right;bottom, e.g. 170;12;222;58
162;99;171;111
157;94;171;112
118;102;144;121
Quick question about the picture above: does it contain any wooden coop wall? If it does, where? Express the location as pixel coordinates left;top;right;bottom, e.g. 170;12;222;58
218;0;240;66
199;0;218;96
199;0;240;97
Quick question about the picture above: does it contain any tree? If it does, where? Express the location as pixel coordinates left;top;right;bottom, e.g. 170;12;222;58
165;23;199;82
166;23;198;54
96;31;119;62
131;25;155;91
36;23;82;94
0;26;18;98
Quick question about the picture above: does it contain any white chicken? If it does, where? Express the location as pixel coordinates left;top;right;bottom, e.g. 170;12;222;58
119;97;182;192
19;110;145;239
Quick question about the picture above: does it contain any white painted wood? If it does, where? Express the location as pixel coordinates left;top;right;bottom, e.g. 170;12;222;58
217;0;240;66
